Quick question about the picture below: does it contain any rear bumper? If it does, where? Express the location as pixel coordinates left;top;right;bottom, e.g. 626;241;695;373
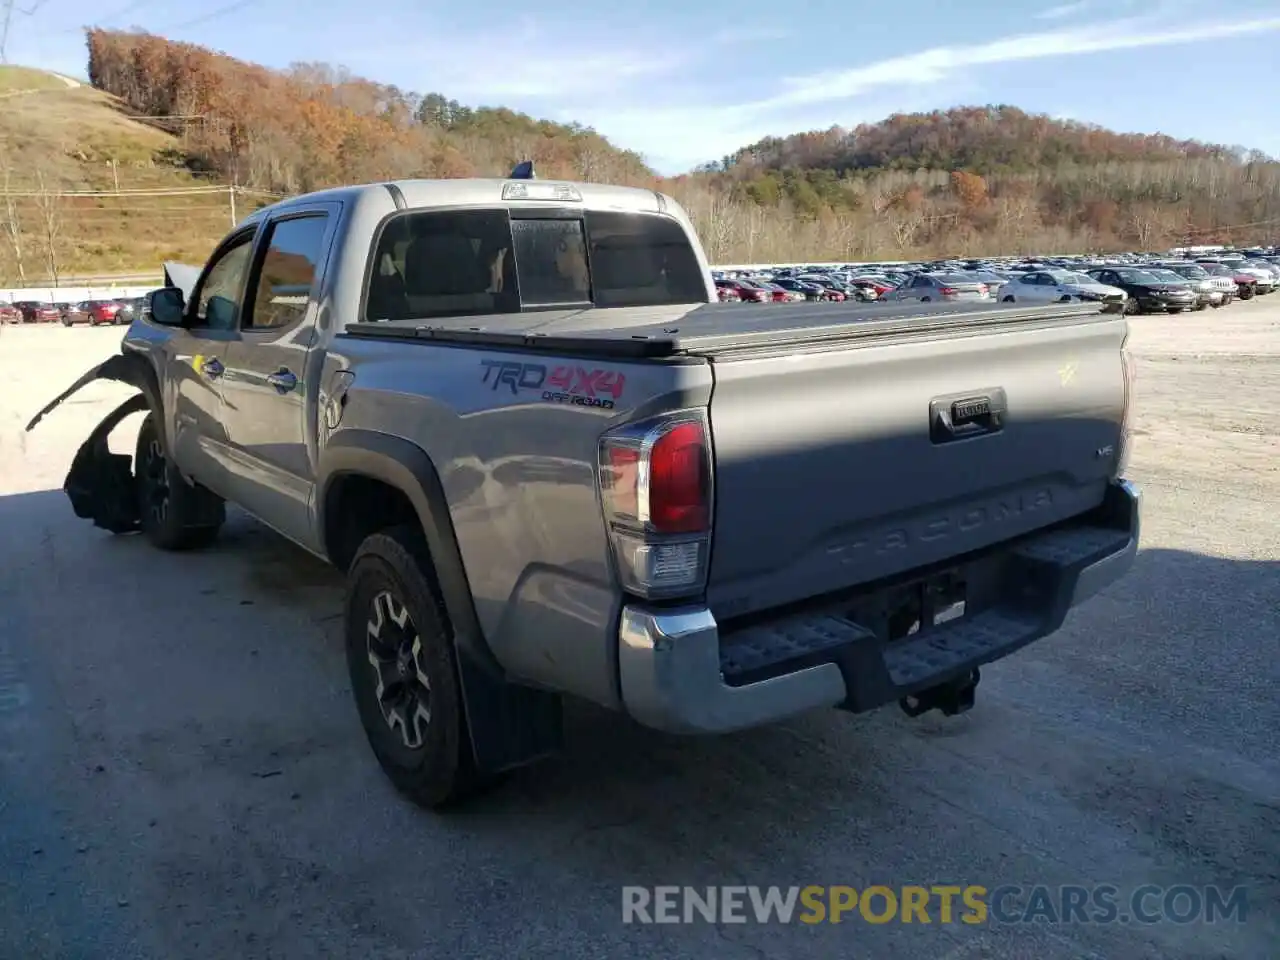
618;479;1141;734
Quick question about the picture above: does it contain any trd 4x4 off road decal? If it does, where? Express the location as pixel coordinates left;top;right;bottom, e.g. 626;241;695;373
479;359;626;410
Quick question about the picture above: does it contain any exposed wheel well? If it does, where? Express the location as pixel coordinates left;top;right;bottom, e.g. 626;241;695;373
324;474;420;572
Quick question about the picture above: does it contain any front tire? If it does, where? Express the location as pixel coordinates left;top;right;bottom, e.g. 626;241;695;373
345;525;478;810
134;414;224;549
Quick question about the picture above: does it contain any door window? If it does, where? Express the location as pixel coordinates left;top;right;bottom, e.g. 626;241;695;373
194;233;255;330
246;215;331;330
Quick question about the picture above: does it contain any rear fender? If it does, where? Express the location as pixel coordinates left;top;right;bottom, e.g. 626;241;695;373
25;351;164;533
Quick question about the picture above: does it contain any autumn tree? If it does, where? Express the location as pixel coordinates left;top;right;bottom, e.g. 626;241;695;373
950;170;989;210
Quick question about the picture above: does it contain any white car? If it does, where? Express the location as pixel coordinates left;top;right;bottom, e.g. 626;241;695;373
999;269;1127;309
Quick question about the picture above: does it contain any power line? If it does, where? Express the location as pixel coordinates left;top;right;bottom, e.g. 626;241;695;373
0;185;286;198
162;0;256;32
1;0;49;62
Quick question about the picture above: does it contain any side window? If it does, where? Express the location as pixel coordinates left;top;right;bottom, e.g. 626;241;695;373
910;276;927;288
194;234;255;331
365;209;517;323
246;215;330;330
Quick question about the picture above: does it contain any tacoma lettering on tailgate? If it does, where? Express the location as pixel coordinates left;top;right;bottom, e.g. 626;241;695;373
479;359;625;410
827;488;1055;561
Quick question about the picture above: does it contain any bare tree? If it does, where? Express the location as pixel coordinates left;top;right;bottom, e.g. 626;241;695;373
0;151;26;284
33;170;63;285
887;208;926;250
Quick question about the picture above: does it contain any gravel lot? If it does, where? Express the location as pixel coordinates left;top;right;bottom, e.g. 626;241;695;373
1;304;1277;960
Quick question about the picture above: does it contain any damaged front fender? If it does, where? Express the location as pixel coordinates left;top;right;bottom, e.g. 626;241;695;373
26;350;165;534
25;351;162;433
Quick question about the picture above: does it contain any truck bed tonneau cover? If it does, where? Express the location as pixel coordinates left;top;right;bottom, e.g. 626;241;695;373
341;300;1108;360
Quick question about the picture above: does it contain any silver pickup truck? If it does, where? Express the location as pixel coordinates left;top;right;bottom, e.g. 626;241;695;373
28;173;1141;809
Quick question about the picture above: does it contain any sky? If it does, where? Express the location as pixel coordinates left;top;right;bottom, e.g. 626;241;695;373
7;0;1280;174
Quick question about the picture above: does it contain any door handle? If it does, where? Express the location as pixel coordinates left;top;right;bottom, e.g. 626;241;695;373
202;357;224;379
266;369;297;393
930;389;1008;445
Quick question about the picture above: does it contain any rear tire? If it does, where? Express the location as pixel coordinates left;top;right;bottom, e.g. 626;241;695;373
345;525;481;810
134;414;224;550
1001;295;1015;303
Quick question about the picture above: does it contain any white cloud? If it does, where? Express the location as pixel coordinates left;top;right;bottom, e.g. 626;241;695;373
584;11;1280;170
360;21;789;106
750;15;1280;113
347;20;690;102
1036;1;1091;19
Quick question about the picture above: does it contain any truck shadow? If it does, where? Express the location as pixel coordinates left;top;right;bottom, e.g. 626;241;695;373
1;487;1276;901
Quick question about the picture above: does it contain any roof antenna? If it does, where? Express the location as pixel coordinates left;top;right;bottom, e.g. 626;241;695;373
509;159;535;179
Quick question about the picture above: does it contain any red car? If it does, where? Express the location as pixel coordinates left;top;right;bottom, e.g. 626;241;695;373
715;278;769;303
85;300;125;325
0;300;20;324
1231;274;1257;300
715;281;741;302
14;301;61;323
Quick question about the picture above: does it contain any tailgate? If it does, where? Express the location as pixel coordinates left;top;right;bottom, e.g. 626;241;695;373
703;309;1128;620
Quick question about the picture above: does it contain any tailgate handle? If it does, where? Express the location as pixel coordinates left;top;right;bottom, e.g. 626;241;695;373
930;390;1006;444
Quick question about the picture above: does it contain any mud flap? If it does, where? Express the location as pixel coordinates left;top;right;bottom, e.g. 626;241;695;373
64;395;149;533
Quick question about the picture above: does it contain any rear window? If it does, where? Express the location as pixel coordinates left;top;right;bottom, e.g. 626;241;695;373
364;208;707;322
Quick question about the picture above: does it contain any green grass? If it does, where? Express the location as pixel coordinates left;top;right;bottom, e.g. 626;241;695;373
0;68;236;280
0;65;74;93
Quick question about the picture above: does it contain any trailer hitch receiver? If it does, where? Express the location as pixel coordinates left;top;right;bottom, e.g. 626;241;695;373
899;667;981;718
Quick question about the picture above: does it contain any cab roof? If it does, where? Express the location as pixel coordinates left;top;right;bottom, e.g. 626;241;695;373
246;178;670;222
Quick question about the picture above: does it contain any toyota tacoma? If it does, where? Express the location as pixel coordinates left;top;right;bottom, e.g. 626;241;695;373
26;172;1141;808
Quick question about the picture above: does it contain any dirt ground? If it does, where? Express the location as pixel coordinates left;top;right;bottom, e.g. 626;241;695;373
1;302;1277;960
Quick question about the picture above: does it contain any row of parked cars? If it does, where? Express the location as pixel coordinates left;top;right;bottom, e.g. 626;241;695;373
0;296;149;327
713;245;1280;315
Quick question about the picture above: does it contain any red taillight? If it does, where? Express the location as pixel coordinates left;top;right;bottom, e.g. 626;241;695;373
599;413;713;600
939;287;957;296
649;422;709;533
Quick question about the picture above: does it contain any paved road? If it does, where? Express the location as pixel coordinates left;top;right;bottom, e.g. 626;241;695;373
1;306;1277;960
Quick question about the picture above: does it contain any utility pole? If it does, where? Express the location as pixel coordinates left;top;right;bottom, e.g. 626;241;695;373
228;184;237;226
0;0;47;64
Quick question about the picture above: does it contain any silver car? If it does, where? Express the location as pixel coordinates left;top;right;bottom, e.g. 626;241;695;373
883;272;992;303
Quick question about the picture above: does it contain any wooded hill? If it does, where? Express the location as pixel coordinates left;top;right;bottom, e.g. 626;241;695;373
4;30;1278;282
85;29;652;194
